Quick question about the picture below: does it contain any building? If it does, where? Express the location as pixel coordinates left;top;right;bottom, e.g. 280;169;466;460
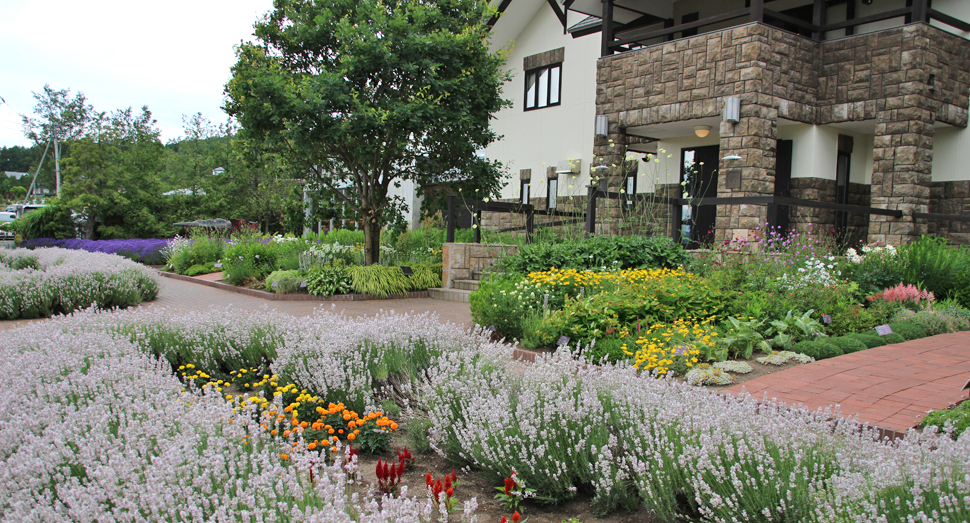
483;0;970;245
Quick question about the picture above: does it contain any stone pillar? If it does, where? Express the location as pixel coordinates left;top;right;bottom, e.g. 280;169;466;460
716;94;778;243
591;127;628;236
868;102;935;245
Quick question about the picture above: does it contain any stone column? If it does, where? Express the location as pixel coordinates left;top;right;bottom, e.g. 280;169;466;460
591;126;628;236
868;100;935;245
716;95;778;243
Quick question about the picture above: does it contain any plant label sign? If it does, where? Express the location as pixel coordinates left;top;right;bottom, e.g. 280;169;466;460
557;335;570;347
963;379;970;391
299;281;307;288
875;324;893;336
214;263;222;268
822;314;832;324
271;281;278;288
487;325;496;333
400;266;414;277
673;345;689;356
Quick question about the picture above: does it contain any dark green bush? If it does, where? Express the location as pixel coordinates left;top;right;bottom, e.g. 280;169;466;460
815;341;844;360
470;276;543;340
265;270;304;293
585;337;635;364
897;236;969;301
221;242;279;285
887;321;927;341
791;340;820;359
829;336;868;354
881;332;906;344
849;333;887;348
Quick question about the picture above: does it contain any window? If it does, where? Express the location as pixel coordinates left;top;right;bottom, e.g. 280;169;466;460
524;63;562;111
547;177;558;210
520;179;531;205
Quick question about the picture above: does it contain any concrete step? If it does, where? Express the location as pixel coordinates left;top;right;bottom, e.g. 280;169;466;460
429;287;472;303
453;279;479;291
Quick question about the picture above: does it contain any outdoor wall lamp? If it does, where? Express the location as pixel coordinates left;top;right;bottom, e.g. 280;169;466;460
595;114;610;137
723;96;741;123
693;125;711;138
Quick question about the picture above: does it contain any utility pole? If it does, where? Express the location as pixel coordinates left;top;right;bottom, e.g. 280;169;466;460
53;134;60;198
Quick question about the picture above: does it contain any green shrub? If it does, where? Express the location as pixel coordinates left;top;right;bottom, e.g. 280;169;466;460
585;337;635;364
304;264;352;297
170;235;226;275
265;270;304;293
815;341;843;360
791;340;820;359
470;276;543;339
346;264;410;297
221;241;279;285
849;333;886;348
881;332;906;344
497;235;690;275
406;262;442;291
829;336;868;354
887;321;927;341
184;262;217;276
519;312;558;349
921;400;970;438
896;236;969;301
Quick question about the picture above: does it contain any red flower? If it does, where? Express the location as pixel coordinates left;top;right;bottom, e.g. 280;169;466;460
512;511;521;523
426;472;433;488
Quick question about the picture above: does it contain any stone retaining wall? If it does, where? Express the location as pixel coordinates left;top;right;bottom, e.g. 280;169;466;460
441;243;519;288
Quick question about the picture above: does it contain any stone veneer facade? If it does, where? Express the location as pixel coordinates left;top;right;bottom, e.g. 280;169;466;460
595;22;970;245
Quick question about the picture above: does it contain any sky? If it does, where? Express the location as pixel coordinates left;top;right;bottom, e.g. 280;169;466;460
0;0;274;149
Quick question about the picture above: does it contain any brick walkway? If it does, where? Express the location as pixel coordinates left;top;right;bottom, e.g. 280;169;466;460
143;273;475;328
724;332;970;435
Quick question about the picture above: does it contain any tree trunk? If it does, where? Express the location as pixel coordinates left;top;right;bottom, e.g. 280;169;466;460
363;216;381;265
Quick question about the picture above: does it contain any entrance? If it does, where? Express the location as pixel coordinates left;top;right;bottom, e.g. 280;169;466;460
678;145;719;248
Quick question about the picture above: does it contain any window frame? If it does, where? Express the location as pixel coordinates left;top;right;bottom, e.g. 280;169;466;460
524;62;562;111
520;179;531;205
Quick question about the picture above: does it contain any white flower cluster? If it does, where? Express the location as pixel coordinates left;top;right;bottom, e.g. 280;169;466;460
161;234;192;263
685;366;736;386
846;242;897;264
713;360;753;374
0;248;159;319
271;233;301;243
776;256;841;291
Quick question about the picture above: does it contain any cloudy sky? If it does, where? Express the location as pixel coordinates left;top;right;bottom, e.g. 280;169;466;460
0;0;274;148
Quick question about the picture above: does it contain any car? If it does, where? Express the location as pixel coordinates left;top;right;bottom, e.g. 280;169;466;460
0;212;16;223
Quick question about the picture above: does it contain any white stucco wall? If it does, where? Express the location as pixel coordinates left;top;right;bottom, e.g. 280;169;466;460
484;8;601;201
777;124;873;184
933;126;970;182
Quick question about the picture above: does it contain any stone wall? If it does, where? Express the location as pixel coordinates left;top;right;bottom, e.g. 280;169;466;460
788;179;870;246
595;22;970;246
929;181;970;244
441;243;519;288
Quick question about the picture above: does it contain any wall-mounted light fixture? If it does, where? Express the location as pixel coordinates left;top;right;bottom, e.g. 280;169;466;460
928;74;937;92
723;96;741;123
722;154;742;161
595;114;610;137
693;125;711;138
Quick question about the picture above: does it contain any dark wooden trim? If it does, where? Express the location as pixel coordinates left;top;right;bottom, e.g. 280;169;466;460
844;0;855;36
487;0;514;28
601;0;615;56
750;0;764;23
820;7;912;32
763;8;816;32
546;0;567;30
911;0;929;23
913;212;970;223
611;8;749;48
446;194;456;242
929;9;970;32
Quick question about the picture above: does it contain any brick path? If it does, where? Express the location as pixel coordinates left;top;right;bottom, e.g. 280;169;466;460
144;273;475;328
723;332;970;435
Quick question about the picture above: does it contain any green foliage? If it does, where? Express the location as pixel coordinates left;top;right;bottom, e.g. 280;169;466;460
220;241;279;285
19;203;75;240
828;336;868;354
305;264;353;297
765;309;827;350
346;265;410;298
184;262;217;277
791;340;842;360
520;312;559;350
840;249;905;298
406;262;442;291
849;333;887;348
882;332;906;344
265;270;304;293
887;321;928;341
896;236;969;301
169;235;225;275
921;400;970;438
497;235;690;275
470;277;544;340
225;0;511;264
585;336;636;364
719;316;772;360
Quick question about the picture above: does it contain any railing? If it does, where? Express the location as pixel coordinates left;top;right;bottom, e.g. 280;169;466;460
602;0;970;55
446;188;970;244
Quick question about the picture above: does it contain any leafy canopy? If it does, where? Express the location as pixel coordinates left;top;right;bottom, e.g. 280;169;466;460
225;0;511;264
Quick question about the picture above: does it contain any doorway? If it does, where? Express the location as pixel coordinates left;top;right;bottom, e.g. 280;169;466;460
678;145;719;248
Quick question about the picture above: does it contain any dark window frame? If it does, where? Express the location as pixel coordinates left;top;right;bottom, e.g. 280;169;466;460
520;179;531;205
547;177;559;210
524;63;563;111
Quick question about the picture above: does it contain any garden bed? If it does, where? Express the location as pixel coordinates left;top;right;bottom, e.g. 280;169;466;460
3;306;966;522
159;270;432;301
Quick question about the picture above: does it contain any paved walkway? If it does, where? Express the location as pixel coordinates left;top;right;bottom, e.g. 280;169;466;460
3;271;968;435
724;332;970;435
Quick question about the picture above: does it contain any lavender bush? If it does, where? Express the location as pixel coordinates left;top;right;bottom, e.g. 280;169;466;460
4;306;967;522
0;248;159;319
0;316;477;522
21;238;169;265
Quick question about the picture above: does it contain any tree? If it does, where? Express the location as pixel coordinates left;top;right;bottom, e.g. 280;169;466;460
225;0;510;264
60;107;167;239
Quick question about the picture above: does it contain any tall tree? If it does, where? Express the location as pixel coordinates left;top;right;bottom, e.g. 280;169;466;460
225;0;510;264
21;85;95;196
